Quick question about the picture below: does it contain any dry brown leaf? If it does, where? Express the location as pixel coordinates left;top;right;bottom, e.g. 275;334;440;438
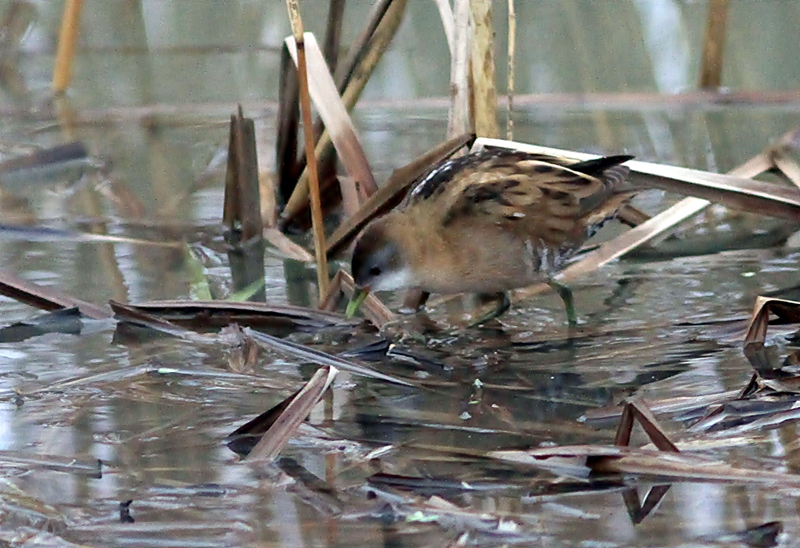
246;365;338;462
284;33;376;209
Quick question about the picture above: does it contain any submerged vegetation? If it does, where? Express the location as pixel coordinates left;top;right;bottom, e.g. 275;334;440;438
0;1;799;546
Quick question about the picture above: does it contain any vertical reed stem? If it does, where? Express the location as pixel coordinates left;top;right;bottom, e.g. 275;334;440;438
506;0;515;140
470;0;499;138
447;0;471;139
700;0;730;88
53;0;83;94
285;0;329;298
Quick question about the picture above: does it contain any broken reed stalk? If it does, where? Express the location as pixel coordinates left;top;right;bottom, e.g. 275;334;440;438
506;0;515;140
699;0;730;88
470;0;499;138
285;0;329;298
52;0;83;94
223;106;263;241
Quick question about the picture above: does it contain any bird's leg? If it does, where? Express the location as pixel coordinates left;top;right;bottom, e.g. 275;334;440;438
468;291;511;327
547;278;577;327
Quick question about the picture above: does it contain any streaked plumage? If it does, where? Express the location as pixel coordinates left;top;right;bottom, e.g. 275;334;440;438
350;148;635;324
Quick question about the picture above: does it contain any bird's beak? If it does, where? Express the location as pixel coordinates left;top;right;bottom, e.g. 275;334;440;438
345;286;370;318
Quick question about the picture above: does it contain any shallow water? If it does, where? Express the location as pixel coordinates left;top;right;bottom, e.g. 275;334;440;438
1;1;800;546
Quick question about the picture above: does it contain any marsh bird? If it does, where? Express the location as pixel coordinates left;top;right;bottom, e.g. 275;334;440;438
347;148;635;326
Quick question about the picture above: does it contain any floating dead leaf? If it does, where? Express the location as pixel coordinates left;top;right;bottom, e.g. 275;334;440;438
710;521;783;548
109;300;209;343
0;269;111;319
0;141;90;187
0;449;101;478
0;307;82;343
243;327;414;387
495;398;800;487
229;365;337;462
490;445;800;486
583;389;742;424
744;296;800;348
742;296;800;373
696;401;800;435
115;299;358;333
614;397;679;452
368;472;519;496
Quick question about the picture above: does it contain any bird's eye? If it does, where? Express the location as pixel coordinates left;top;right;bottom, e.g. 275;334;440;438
368;266;382;277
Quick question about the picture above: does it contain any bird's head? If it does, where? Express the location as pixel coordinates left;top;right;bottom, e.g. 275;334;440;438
346;218;413;317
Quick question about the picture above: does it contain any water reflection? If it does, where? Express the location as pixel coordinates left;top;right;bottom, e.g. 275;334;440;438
0;1;798;546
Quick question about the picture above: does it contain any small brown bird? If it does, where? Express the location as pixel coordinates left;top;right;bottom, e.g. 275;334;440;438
348;148;635;325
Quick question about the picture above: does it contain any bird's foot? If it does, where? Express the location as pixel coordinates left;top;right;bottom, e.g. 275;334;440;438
547;279;577;327
467;292;511;328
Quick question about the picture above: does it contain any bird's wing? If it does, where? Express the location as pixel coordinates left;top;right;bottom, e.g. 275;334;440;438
438;154;632;245
402;149;573;207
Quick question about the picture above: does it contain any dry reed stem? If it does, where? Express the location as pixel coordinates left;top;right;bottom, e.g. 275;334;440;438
259;171;278;227
334;0;394;89
700;0;730;89
285;1;329;298
52;0;83;94
447;0;471;139
506;0;515;141
283;34;377;210
223;107;263;240
323;0;346;72
263;228;314;262
470;0;499;138
282;2;406;222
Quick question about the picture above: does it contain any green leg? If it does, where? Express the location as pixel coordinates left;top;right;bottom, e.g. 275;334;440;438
468;292;511;327
548;279;577;327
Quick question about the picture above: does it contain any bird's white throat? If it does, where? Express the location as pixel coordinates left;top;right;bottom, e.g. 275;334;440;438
370;266;414;292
